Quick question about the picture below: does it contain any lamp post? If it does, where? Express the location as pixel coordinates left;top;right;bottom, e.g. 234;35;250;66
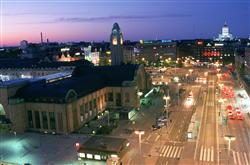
185;74;189;83
177;83;181;106
188;69;193;75
106;110;110;126
224;135;236;165
135;130;145;156
137;91;143;109
163;94;170;129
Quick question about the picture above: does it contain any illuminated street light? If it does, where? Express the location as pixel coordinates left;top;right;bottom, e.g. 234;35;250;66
135;130;145;155
204;72;208;76
174;77;179;83
224;135;236;164
177;83;182;106
188;69;193;74
163;94;170;123
185;74;189;83
137;92;143;97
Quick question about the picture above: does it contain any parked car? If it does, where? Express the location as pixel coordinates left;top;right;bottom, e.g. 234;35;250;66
152;124;161;130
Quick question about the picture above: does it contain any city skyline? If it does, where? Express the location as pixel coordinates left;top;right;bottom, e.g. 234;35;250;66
1;0;249;46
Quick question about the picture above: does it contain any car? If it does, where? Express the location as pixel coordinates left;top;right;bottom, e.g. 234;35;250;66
228;111;235;119
226;105;233;111
152;124;161;130
236;112;244;120
157;117;167;122
235;107;240;112
156;121;165;126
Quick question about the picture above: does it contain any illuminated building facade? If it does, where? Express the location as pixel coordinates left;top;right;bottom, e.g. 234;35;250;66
0;64;151;133
110;23;124;65
195;40;236;64
216;22;234;41
135;40;177;64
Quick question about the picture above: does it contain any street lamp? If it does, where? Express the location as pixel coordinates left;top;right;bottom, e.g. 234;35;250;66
174;76;179;83
105;110;110;126
163;94;170;126
137;92;143;97
137;91;143;109
188;69;193;75
224;135;236;164
177;83;181;106
135;130;145;156
185;74;189;83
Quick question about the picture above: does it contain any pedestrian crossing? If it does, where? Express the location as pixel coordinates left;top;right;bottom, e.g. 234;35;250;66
159;145;183;159
206;102;214;106
199;146;214;162
232;151;250;165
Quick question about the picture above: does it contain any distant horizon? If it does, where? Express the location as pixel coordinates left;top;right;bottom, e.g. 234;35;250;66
1;0;249;47
2;36;250;48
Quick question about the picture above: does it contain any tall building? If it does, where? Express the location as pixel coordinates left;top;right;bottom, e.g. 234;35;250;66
110;23;124;65
216;22;234;41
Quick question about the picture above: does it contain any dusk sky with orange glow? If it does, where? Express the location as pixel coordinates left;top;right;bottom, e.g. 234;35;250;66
1;0;249;46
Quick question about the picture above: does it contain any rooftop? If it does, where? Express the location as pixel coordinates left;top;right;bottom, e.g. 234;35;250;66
13;64;140;103
78;136;128;153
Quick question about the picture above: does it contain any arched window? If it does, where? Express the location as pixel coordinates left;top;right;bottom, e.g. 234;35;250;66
0;104;5;115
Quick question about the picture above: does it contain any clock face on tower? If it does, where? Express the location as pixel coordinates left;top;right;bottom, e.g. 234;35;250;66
112;38;117;45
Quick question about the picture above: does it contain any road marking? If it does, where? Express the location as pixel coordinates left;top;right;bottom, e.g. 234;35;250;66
170;146;177;158
203;148;207;161
165;161;168;165
160;146;166;156
211;147;214;162
207;148;210;162
232;151;236;164
146;134;151;141
177;147;183;158
173;146;179;158
167;146;173;157
200;146;204;161
244;152;249;165
163;146;170;157
237;152;242;165
128;158;132;165
155;135;160;142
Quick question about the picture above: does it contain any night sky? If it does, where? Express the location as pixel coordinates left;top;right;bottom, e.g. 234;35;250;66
1;0;249;46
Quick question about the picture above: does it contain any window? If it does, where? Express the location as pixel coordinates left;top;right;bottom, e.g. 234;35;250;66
80;105;84;113
80;115;84;122
49;112;56;130
108;92;113;102
57;112;63;131
93;98;97;109
86;153;93;159
85;103;88;111
94;155;101;160
89;101;92;110
79;153;85;158
27;110;33;128
42;112;48;129
105;93;107;102
34;111;41;129
125;93;130;103
116;93;122;106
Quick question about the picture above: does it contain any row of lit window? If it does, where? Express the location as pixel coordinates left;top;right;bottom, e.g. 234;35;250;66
78;152;107;160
